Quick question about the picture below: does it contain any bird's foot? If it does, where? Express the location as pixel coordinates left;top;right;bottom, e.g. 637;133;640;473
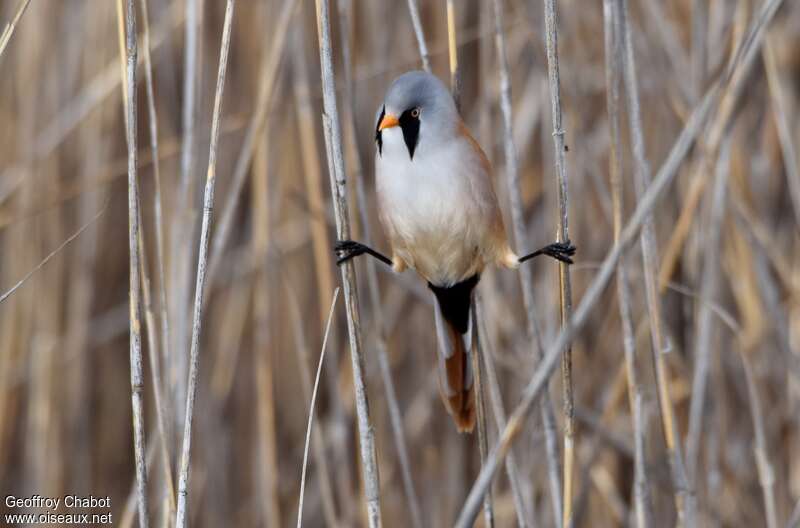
518;240;577;264
334;239;367;265
541;240;576;264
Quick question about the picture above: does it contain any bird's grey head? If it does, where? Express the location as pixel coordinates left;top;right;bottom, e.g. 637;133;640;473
375;71;460;160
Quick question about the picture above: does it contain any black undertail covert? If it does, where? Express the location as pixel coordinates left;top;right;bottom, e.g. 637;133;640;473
428;274;480;335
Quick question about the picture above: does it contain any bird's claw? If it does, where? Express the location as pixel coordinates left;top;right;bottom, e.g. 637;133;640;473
544;240;576;265
334;239;364;265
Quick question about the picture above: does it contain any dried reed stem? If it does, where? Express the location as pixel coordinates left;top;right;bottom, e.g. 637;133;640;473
138;0;176;517
32;3;183;161
293;6;357;514
297;287;341;528
688;174;779;528
123;0;149;525
175;3;236;526
615;0;692;520
0;206;105;305
120;433;158;528
763;35;800;228
470;304;494;528
139;0;171;397
206;0;297;287
539;1;576;524
475;297;531;527
690;0;707;99
405;0;430;71
686;139;730;490
602;2;651;525
632;394;650;528
335;0;423;524
657;0;786;293
0;0;31;62
737;344;778;528
285;278;340;526
170;0;201;422
313;0;382;524
491;0;562;522
446;0;461;110
455;80;720;528
137;221;177;520
252;136;283;528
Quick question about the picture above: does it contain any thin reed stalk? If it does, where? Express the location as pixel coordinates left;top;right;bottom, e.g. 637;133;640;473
174;3;236;527
602;1;651;525
455;78;720;528
446;0;461;110
615;0;692;520
313;0;381;525
120;433;158;528
123;0;149;525
686;139;730;489
657;0;787;293
632;394;650;528
170;0;200;431
539;1;576;524
138;0;176;517
469;304;494;528
206;0;297;288
297;288;340;528
405;0;430;72
335;0;423;524
737;347;778;528
475;297;531;527
139;0;171;399
285;278;340;526
690;0;708;100
31;3;183;161
719;153;780;528
137;217;177;520
0;0;32;62
251;123;282;528
491;0;562;522
0;207;105;304
763;35;800;228
292;6;356;513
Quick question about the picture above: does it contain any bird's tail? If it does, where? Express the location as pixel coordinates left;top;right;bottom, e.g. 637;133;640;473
429;275;479;433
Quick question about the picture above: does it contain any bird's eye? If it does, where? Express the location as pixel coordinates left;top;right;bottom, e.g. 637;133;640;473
410;107;420;118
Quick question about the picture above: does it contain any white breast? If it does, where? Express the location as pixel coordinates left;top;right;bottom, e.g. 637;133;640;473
376;127;500;286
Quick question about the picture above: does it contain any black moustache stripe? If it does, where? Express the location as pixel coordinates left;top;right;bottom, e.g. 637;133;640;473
375;106;420;159
399;108;420;160
375;105;385;156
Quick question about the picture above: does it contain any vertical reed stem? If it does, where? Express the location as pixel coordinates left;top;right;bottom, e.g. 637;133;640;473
616;0;693;521
313;0;382;525
492;0;562;522
446;0;461;110
603;2;652;524
139;0;171;400
472;302;494;528
175;3;236;526
335;0;423;524
0;0;32;61
123;0;149;525
539;1;576;524
297;288;341;528
405;0;430;72
455;80;720;528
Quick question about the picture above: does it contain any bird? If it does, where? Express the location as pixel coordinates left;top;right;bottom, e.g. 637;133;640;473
335;71;575;432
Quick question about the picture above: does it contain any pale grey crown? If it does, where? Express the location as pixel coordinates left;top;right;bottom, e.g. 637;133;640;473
380;71;460;151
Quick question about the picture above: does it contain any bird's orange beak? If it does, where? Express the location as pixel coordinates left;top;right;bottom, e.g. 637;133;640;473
378;113;399;130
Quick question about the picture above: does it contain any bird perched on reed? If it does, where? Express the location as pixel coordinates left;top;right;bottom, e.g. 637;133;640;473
336;71;575;432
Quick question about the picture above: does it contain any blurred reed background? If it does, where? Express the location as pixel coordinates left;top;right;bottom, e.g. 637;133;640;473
0;0;799;526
